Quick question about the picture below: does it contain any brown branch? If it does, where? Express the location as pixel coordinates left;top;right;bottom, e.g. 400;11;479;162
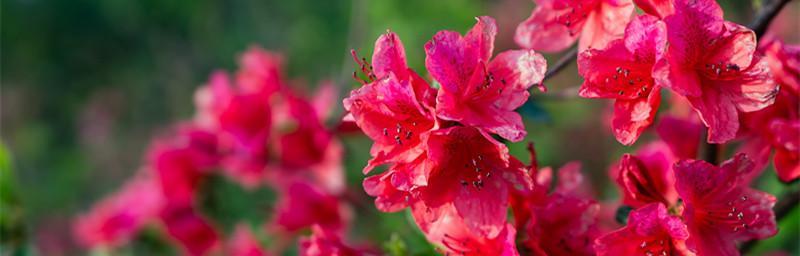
748;0;793;38
543;47;578;82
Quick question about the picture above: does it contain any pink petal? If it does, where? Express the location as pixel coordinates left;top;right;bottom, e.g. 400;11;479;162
514;4;578;52
578;0;634;51
687;85;739;143
372;32;410;79
612;89;661;145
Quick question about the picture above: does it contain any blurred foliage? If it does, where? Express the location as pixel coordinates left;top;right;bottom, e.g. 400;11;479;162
1;0;798;255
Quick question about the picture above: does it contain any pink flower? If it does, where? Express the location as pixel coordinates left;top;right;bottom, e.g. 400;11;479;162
769;119;800;181
674;154;778;256
411;201;519;256
73;173;163;248
578;14;667;145
273;90;333;171
271;181;346;233
514;162;600;256
633;0;674;19
148;126;219;204
343;53;435;173
653;0;778;143
159;203;220;256
299;225;375;256
417;126;533;238
739;39;800;182
226;224;268;256
594;203;692;256
615;142;678;208
427;16;547;142
235;46;284;94
361;155;424;212
515;0;635;52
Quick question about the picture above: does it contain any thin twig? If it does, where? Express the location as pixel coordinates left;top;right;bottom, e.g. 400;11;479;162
543;47;578;82
748;0;793;38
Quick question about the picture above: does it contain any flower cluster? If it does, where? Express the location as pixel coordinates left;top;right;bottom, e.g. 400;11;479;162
74;47;372;255
344;16;548;254
74;0;797;255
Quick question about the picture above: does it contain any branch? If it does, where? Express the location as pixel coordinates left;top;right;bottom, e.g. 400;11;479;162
748;0;793;38
543;47;578;82
739;188;800;253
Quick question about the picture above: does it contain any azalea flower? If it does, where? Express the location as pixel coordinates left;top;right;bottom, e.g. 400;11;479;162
271;181;346;233
159;203;221;256
428;16;547;142
416;126;532;238
513;162;600;256
653;0;778;143
674;154;778;256
578;14;667;145
343;59;436;173
615;143;679;208
515;0;635;52
739;38;799;182
594;203;693;256
148;126;219;204
411;201;519;256
73;172;163;248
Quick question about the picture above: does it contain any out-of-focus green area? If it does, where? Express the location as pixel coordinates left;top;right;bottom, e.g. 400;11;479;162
1;0;797;255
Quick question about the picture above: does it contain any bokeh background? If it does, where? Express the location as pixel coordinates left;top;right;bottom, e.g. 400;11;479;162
1;0;798;255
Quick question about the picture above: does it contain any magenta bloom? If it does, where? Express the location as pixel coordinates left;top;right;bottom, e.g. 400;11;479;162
594;203;692;256
653;0;778;143
739;39;800;182
411;201;519;256
159;203;221;256
343;35;436;172
578;14;667;145
417;126;532;238
271;181;345;233
615;142;678;208
427;16;547;142
515;0;634;52
148;127;219;204
514;162;600;256
73;173;163;248
674;154;778;256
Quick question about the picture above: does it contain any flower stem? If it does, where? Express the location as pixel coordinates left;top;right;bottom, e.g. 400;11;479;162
748;0;794;38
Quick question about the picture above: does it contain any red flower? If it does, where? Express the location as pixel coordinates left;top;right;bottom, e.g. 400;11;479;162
633;0;674;19
427;16;547;142
515;0;634;52
271;181;346;233
653;0;778;143
148;126;219;204
343;56;435;173
417;126;533;238
615;142;678;208
674;154;778;256
73;173;163;248
159;203;221;256
411;201;519;256
578;14;667;145
739;39;800;182
514;162;601;256
274;90;333;171
594;203;692;256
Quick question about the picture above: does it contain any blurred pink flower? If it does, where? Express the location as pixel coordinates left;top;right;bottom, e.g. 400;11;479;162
515;0;634;52
594;203;692;256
